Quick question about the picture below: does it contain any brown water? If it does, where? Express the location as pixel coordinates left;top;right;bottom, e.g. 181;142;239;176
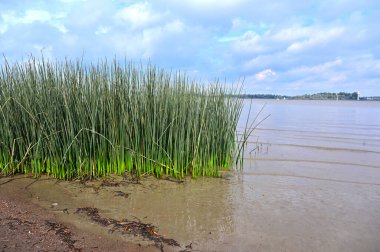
4;100;380;251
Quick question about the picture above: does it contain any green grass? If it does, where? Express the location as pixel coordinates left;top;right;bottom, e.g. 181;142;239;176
0;56;250;180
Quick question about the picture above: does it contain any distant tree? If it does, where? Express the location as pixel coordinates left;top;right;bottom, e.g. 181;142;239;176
352;92;358;100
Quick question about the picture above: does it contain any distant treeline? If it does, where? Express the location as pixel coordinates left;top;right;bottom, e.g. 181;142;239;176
236;92;380;100
291;92;359;100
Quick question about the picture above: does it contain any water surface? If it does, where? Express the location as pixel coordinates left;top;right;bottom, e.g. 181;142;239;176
15;100;380;251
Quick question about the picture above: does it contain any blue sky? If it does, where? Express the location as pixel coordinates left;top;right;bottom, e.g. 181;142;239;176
1;0;379;95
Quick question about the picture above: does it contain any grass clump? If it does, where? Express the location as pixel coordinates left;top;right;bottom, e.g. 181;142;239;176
0;56;248;180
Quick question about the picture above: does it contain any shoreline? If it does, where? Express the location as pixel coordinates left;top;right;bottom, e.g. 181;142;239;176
0;175;165;252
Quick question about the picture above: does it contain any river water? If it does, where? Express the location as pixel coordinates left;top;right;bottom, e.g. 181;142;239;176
4;99;380;251
230;100;380;251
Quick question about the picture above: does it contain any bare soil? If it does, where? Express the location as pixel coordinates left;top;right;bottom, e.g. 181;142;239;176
0;177;160;252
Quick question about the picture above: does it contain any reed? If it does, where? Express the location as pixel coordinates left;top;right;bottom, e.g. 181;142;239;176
0;56;248;180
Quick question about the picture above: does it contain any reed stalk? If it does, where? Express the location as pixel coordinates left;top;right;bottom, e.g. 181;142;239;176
0;56;249;180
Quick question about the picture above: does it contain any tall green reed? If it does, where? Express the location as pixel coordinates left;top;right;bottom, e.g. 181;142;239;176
0;56;248;180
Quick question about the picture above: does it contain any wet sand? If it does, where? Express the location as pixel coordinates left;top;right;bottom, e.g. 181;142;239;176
0;175;160;252
1;168;379;252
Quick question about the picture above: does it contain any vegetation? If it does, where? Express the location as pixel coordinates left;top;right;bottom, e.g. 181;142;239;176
290;92;359;100
0;57;249;180
238;92;361;100
238;94;282;99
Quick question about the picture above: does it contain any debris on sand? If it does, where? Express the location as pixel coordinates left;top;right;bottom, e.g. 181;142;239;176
45;220;79;250
75;207;180;248
75;207;117;226
101;180;122;187
114;190;130;198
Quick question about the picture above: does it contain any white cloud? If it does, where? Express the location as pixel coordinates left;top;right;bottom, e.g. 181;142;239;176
33;44;53;59
274;25;311;41
329;73;347;83
51;22;68;33
0;9;68;33
231;17;250;30
232;31;264;53
289;58;343;75
255;69;276;80
218;36;241;43
108;19;186;59
64;1;108;28
182;0;244;8
58;0;86;2
139;20;186;57
164;0;245;10
0;23;7;34
285;26;345;53
164;19;184;33
19;10;52;24
114;2;164;29
2;10;54;25
1;0;380;95
95;25;110;35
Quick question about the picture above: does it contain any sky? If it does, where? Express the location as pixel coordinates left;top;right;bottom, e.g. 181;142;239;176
1;0;379;96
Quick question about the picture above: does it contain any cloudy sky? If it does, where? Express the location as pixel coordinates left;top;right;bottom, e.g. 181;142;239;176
1;0;379;95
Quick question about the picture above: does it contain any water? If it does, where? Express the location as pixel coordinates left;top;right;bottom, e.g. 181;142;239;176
241;100;380;184
230;100;380;251
5;99;380;251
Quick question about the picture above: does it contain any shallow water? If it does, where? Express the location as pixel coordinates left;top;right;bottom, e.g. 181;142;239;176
233;100;380;251
4;100;380;251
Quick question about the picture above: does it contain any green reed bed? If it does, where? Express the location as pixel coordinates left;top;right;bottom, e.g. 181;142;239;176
0;57;248;180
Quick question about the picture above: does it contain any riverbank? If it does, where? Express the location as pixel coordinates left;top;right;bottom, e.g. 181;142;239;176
1;100;380;251
0;175;172;252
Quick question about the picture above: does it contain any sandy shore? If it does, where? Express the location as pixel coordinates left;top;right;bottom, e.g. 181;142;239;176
0;176;160;252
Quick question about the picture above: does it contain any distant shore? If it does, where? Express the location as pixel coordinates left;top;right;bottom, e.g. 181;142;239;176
235;92;380;101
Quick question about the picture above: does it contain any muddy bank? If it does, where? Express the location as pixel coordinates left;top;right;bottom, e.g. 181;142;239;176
2;162;380;252
0;175;175;252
